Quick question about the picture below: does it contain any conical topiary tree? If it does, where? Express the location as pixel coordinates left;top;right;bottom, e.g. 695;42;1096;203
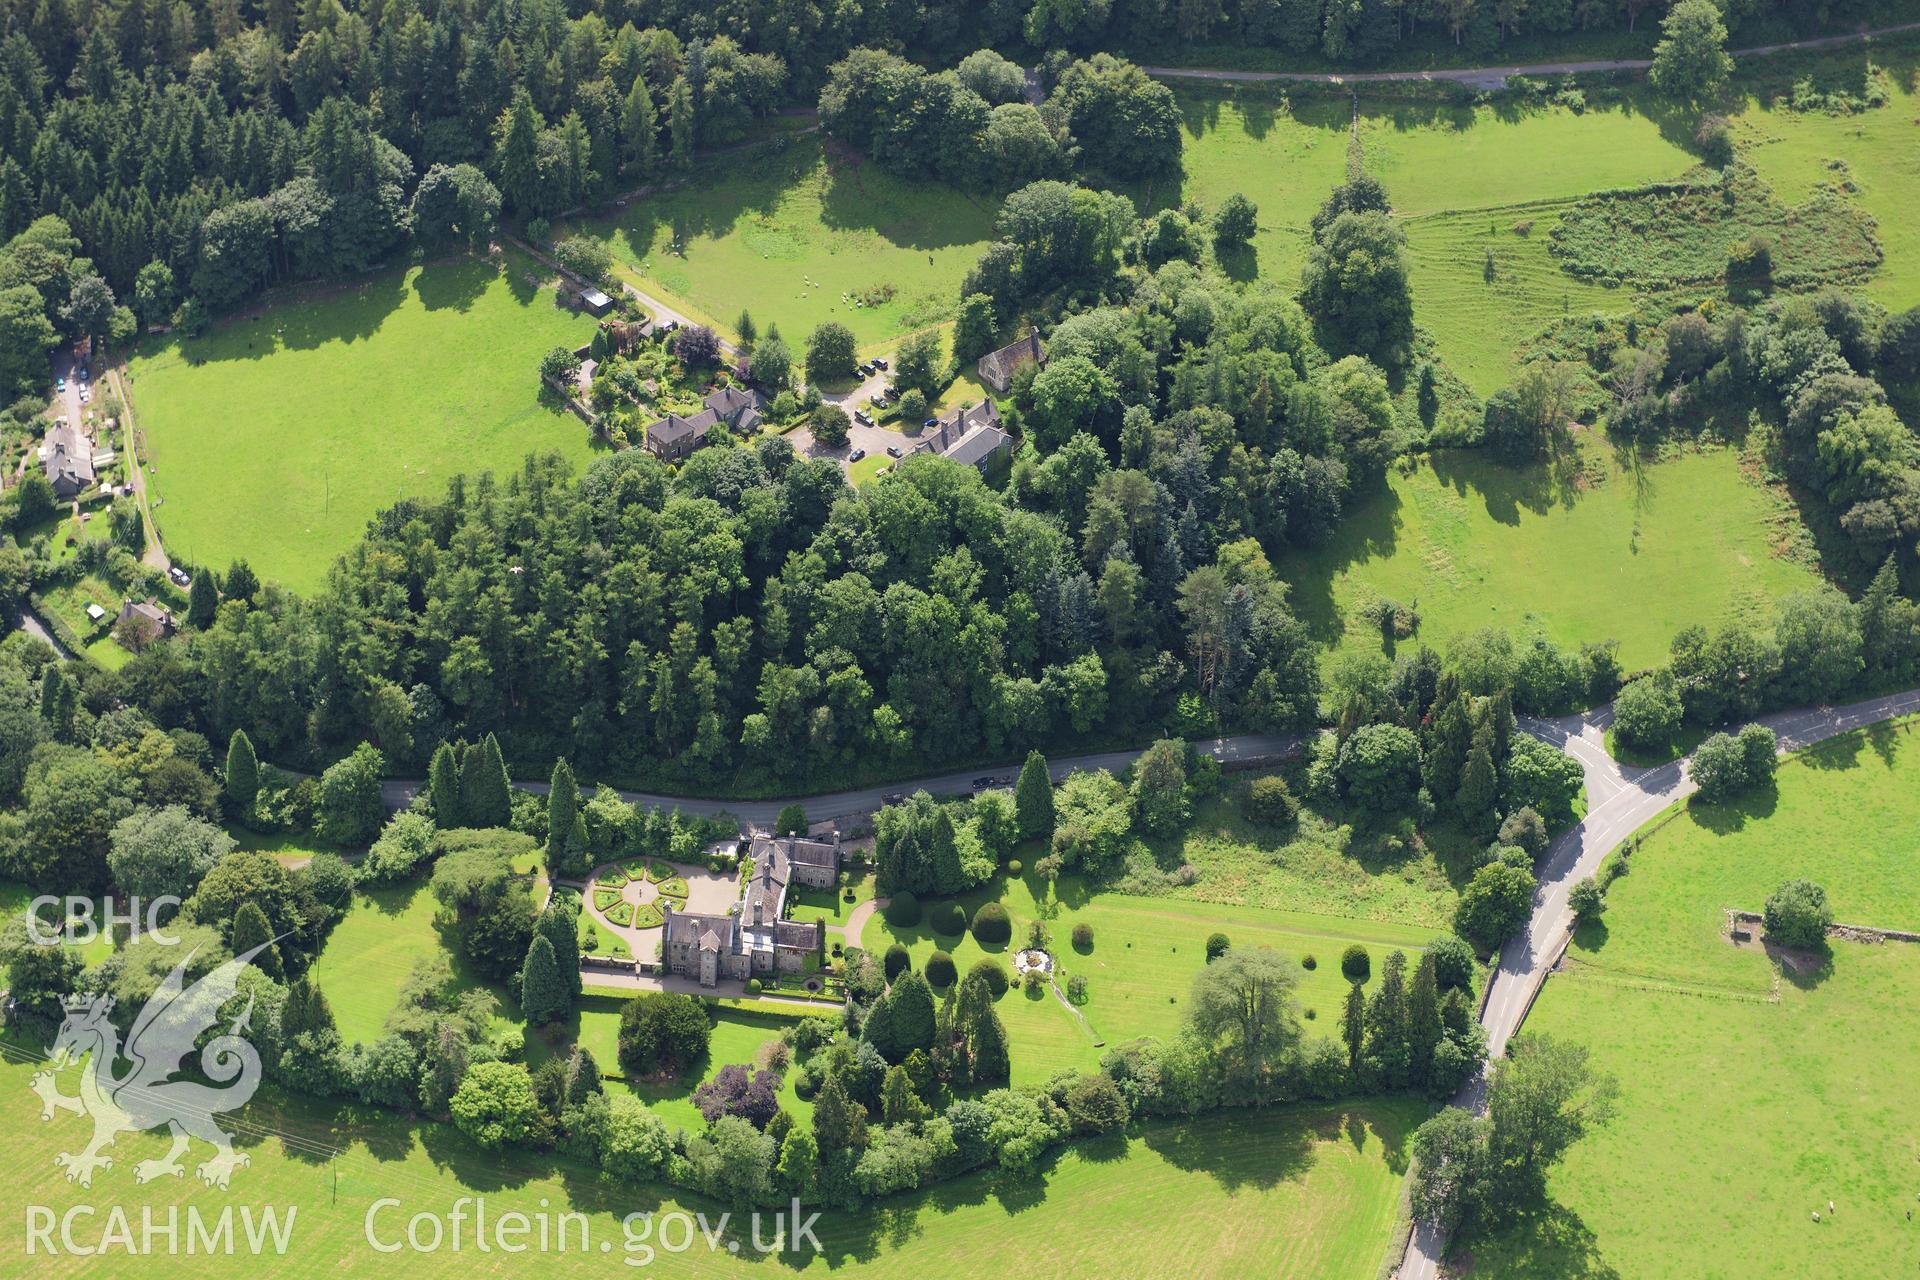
186;570;218;629
225;728;259;816
428;740;462;825
565;1047;603;1104
230;900;281;978
521;934;569;1025
460;733;511;828
536;899;582;998
548;758;581;869
1015;750;1054;840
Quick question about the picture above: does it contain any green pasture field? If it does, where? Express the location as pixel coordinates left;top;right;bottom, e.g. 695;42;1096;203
861;869;1439;1087
560;136;999;349
0;1036;1424;1280
1277;435;1826;672
1467;716;1920;1278
126;249;597;594
1168;85;1695;391
1737;75;1920;311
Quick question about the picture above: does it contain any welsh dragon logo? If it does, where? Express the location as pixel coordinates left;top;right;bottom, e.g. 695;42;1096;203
29;943;268;1189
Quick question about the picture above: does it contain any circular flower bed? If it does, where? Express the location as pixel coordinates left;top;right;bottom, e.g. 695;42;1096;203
1012;948;1054;977
592;887;624;910
644;859;674;883
604;901;636;927
630;903;664;930
658;876;690;899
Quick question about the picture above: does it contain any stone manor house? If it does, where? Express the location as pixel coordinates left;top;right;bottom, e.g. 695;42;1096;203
662;833;840;987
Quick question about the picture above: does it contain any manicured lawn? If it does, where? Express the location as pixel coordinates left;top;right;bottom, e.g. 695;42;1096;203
229;827;341;866
126;249;598;593
542;999;811;1134
1467;717;1920;1278
561;135;999;349
308;879;517;1045
1277;435;1827;672
848;452;890;487
0;1035;1424;1280
38;573;132;669
787;871;875;927
862;870;1440;1087
0;881;115;982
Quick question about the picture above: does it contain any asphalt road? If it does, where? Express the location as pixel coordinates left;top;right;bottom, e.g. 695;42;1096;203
380;731;1306;825
1394;685;1920;1279
13;607;71;660
1143;21;1920;92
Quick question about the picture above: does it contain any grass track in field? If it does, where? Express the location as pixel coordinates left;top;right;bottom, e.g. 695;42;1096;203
1467;716;1920;1278
127;249;597;593
1403;204;1634;396
1277;435;1827;671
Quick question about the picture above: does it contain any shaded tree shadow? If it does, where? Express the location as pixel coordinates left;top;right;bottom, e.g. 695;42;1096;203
816;142;1001;252
1797;728;1866;773
1685;783;1778;835
412;256;493;312
1276;471;1405;648
171;268;410;367
1767;938;1833;990
1470;1199;1621;1280
1216;243;1258;282
1427;442;1585;528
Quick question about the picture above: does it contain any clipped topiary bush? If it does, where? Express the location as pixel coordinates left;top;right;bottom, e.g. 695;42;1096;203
926;949;957;988
1071;922;1094;951
884;891;922;927
1246;774;1299;826
932;901;968;936
1427;935;1476;990
1205;932;1230;962
969;957;1008;997
1341;944;1371;982
972;902;1012;945
884;942;911;980
1007;859;1023;876
1301;954;1317;970
746;978;763;995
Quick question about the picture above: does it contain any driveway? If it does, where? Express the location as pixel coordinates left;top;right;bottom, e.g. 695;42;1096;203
49;349;91;429
791;414;909;477
1394;684;1920;1279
